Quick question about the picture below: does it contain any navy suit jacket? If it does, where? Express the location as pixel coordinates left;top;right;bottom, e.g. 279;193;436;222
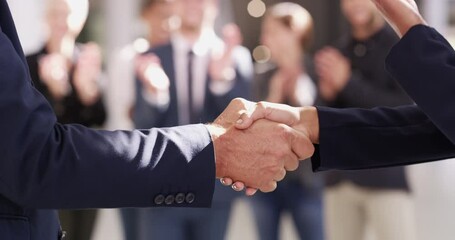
0;1;216;239
312;25;455;171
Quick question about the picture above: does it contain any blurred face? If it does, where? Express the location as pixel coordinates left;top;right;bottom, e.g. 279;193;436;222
46;0;88;41
175;0;217;30
341;0;377;28
261;17;298;62
142;1;176;45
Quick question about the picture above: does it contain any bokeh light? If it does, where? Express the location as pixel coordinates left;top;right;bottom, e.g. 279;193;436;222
252;45;271;63
247;0;266;18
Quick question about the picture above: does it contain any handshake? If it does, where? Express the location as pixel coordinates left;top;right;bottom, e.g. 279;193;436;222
207;98;320;196
207;0;428;196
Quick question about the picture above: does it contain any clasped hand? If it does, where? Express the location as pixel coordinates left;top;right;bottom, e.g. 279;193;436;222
210;0;427;196
208;98;319;195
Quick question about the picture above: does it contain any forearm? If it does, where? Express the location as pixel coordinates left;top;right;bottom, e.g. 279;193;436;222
386;25;455;144
2;119;215;209
0;31;216;209
337;75;413;108
311;105;455;171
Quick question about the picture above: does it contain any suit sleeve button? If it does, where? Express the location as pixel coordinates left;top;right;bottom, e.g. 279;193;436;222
185;193;195;204
175;193;185;204
154;194;165;205
165;195;175;205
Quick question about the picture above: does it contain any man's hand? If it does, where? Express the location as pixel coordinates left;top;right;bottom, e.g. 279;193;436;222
207;99;314;193
74;42;102;105
235;102;320;144
219;101;320;195
38;53;70;100
135;53;170;95
315;47;351;102
209;24;242;83
371;0;426;36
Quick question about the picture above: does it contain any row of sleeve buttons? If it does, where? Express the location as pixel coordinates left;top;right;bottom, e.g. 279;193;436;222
154;193;195;205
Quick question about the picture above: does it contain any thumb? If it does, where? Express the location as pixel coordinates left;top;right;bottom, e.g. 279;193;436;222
235;103;269;129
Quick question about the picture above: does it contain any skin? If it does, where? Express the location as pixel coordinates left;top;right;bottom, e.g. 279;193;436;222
221;0;427;195
138;0;240;96
40;0;101;105
136;1;175;96
261;16;305;105
207;98;314;193
141;0;176;47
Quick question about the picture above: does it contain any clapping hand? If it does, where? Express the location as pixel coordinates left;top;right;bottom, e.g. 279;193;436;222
73;42;102;105
38;53;70;100
135;53;170;95
209;23;242;83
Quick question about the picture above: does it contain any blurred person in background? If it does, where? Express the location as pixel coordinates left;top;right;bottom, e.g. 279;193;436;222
105;0;176;131
250;3;323;240
132;0;252;239
25;0;105;239
315;0;415;239
104;0;177;239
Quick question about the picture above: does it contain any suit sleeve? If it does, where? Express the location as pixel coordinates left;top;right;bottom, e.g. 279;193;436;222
336;72;413;108
386;25;455;144
0;19;215;209
312;105;455;171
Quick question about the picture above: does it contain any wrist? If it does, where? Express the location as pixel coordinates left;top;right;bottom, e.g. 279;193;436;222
296;106;319;144
206;124;227;178
399;18;426;37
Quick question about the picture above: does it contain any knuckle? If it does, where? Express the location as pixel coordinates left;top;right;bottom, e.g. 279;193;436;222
230;98;245;107
277;124;291;140
288;165;297;172
289;161;299;171
265;166;279;178
256;101;267;111
274;151;285;161
301;141;315;159
264;182;277;192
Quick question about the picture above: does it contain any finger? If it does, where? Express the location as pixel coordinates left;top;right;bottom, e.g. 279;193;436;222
220;178;233;186
235;112;254;129
289;127;315;160
245;188;258;196
260;181;277;193
284;153;299;171
274;168;287;181
232;182;245;191
235;101;300;130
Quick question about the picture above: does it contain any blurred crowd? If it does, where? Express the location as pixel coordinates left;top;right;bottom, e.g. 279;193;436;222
25;0;417;239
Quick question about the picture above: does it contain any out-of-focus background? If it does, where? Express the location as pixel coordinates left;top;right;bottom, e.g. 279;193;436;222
8;0;455;240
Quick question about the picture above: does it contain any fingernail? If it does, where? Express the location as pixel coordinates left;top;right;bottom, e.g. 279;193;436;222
220;178;226;185
232;184;238;191
236;119;243;124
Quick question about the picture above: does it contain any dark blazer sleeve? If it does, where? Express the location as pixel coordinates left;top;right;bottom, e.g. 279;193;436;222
312;25;455;171
0;3;215;209
312;105;455;171
386;25;455;144
335;72;413;108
